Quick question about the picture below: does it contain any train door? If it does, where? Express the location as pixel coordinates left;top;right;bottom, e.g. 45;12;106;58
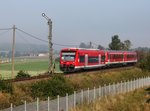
85;54;88;67
101;54;105;64
123;52;124;62
99;54;101;65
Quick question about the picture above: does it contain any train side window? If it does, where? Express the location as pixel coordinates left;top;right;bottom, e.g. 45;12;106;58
127;54;134;58
88;56;99;63
101;55;105;62
79;56;85;63
110;55;112;59
119;54;122;59
113;54;116;59
108;54;110;59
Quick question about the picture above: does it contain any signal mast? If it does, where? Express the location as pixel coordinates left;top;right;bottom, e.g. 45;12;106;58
42;13;53;73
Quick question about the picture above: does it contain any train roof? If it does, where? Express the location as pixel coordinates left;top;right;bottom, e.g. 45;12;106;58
106;50;136;53
61;48;100;51
61;48;136;53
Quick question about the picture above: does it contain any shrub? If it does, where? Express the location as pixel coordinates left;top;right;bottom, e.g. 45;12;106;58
31;74;74;99
138;55;150;71
16;70;31;79
0;92;10;110
0;80;12;93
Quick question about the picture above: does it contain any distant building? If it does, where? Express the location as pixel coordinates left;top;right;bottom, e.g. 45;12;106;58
38;53;49;57
0;59;11;64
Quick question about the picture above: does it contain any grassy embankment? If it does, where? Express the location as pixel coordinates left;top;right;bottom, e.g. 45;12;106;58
68;67;150;90
70;87;150;111
0;67;150;109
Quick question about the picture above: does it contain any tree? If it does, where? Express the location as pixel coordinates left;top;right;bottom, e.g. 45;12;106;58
97;45;104;50
120;42;125;50
79;42;87;48
79;42;93;48
109;35;122;50
123;40;132;50
109;35;132;50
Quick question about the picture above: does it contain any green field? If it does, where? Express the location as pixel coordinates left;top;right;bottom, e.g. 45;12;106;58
0;58;62;79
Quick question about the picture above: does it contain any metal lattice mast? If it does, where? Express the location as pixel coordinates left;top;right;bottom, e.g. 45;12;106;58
42;13;53;73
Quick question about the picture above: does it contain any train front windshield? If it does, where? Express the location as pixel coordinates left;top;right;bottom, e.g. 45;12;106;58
61;52;76;61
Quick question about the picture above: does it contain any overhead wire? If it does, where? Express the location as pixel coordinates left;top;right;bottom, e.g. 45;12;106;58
0;28;12;30
16;30;47;52
17;27;78;47
16;29;33;46
17;28;48;43
0;27;78;48
0;30;11;36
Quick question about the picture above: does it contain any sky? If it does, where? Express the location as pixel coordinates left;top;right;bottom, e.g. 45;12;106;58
0;0;150;50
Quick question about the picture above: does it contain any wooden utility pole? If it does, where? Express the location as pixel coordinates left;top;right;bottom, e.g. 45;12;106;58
48;17;53;72
42;13;53;73
12;25;16;79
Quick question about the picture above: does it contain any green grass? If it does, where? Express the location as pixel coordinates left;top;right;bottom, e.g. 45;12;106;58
0;58;62;79
1;60;48;71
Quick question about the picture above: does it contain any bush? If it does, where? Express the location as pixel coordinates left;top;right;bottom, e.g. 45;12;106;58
0;80;12;93
31;74;74;99
0;92;10;110
138;55;150;71
16;70;31;79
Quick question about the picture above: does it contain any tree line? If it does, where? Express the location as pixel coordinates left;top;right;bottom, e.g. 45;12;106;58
79;34;131;50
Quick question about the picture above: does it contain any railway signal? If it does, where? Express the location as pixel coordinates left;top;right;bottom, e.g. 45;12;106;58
42;13;53;73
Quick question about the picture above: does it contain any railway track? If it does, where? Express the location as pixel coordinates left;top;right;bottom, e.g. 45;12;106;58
65;65;134;77
3;65;134;83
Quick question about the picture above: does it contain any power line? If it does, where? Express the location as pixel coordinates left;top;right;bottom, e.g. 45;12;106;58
0;28;12;30
17;28;48;43
0;30;11;36
0;26;78;47
16;30;45;52
16;30;34;46
17;27;78;47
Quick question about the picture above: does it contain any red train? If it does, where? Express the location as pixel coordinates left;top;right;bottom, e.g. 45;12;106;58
59;48;137;72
